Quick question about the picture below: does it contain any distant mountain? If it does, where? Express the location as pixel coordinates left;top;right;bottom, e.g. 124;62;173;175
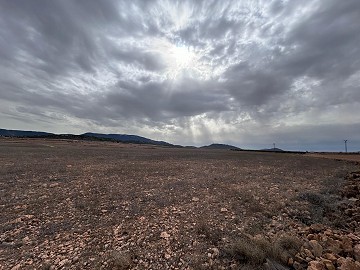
260;147;284;152
201;143;241;150
0;128;178;147
82;132;176;147
0;128;53;137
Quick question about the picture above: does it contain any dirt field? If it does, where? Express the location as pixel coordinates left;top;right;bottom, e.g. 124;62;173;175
1;138;359;270
306;153;360;163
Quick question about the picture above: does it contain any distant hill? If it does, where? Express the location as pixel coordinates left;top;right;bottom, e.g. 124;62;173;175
201;143;241;150
260;147;284;152
0;128;53;137
0;128;178;147
82;132;176;147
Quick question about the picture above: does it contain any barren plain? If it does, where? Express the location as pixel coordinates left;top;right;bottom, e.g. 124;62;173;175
0;139;359;270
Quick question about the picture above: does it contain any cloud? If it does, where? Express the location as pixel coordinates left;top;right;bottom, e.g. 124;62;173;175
0;0;359;150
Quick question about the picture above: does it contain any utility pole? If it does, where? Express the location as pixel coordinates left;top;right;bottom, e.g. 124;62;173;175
344;140;348;153
273;143;276;149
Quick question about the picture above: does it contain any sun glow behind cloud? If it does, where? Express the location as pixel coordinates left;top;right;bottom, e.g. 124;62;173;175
151;38;211;80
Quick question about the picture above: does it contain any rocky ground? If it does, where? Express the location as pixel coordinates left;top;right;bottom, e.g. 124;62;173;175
0;138;359;270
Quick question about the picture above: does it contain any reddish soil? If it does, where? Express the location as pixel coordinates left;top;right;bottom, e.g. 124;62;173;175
0;138;359;269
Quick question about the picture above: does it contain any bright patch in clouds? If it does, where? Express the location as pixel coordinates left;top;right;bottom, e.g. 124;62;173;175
167;45;196;74
151;38;211;80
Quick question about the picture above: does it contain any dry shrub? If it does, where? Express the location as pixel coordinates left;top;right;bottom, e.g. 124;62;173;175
195;218;222;245
297;191;342;226
223;234;302;268
272;235;302;264
244;218;267;235
223;235;266;265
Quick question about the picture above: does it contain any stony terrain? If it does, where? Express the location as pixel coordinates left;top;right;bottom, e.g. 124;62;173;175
0;138;359;270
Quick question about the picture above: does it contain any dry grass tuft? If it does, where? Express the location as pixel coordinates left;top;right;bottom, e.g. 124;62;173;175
272;235;302;264
223;235;267;265
222;234;302;268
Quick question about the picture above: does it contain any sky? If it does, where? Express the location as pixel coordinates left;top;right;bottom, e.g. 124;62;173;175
0;0;360;151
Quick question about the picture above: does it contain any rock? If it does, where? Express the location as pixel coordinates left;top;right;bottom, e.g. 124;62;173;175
321;259;335;270
192;197;199;202
310;224;325;233
341;236;353;253
293;261;302;270
324;230;333;236
49;183;59;188
58;259;69;267
160;231;170;239
164;253;171;259
22;236;31;245
323;253;337;262
354;244;360;262
220;208;228;212
211;247;220;258
338;257;347;266
309;240;323;258
339;258;360;270
347;233;360;241
307;260;325;270
304;248;314;258
11;264;21;270
295;254;308;263
326;239;342;254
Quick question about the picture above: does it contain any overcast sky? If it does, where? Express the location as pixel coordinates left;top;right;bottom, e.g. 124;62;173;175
1;0;360;151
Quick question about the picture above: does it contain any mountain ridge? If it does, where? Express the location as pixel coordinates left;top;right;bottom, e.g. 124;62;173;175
200;143;241;150
82;132;175;147
0;128;179;147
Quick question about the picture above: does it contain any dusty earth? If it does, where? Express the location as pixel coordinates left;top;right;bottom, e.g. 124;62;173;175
0;138;359;270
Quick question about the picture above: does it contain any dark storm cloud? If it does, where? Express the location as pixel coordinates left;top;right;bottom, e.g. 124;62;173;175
0;1;118;75
278;0;360;80
0;0;360;149
104;77;230;120
223;61;290;106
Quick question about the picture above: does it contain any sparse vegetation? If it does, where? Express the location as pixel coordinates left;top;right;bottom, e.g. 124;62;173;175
222;234;301;268
223;235;267;265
